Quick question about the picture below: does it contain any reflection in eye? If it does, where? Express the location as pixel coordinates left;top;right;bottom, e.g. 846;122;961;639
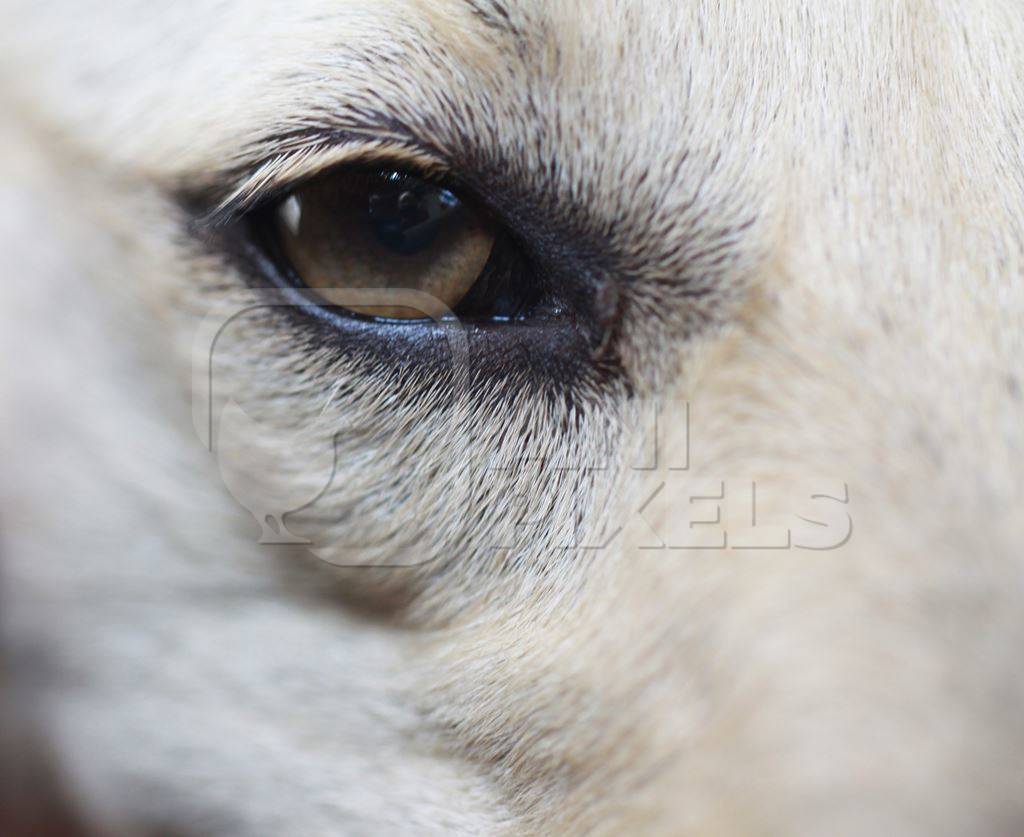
273;170;497;320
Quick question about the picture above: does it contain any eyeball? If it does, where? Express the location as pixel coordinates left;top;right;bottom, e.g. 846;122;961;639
273;169;496;320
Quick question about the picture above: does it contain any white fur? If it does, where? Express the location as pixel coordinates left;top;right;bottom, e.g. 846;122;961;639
1;1;1023;833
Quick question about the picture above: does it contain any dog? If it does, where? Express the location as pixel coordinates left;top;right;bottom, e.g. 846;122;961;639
1;1;1023;833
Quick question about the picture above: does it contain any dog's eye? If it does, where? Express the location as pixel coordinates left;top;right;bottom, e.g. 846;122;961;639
266;169;500;320
197;159;607;385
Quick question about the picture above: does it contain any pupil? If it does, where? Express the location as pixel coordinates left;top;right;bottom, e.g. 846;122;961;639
366;176;460;255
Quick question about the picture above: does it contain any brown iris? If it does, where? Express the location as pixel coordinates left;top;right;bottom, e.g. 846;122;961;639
274;169;496;319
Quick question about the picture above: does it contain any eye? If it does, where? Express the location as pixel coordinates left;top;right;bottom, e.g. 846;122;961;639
257;168;535;322
191;157;619;388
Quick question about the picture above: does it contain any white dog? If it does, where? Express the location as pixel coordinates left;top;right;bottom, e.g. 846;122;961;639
1;1;1023;833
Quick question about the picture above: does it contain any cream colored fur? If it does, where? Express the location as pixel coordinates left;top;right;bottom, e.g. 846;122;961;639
1;1;1023;834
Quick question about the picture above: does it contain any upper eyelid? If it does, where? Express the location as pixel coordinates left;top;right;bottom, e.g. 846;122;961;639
192;137;452;229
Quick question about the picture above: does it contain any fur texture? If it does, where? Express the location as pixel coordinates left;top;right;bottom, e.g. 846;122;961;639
1;1;1023;833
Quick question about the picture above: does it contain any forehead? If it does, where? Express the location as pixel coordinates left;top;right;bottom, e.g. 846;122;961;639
8;0;1018;212
13;0;780;187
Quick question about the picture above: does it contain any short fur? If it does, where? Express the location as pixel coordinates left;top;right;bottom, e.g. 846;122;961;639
1;1;1023;834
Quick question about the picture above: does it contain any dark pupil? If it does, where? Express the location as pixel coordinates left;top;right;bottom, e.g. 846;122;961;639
366;173;461;255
